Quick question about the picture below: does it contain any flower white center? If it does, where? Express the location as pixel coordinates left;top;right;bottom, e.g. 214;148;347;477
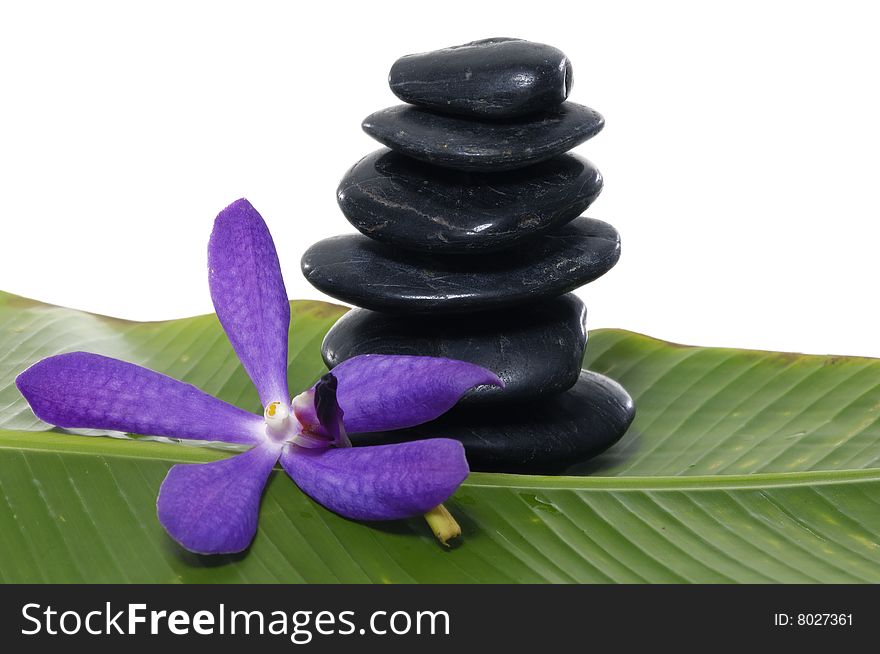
264;401;291;440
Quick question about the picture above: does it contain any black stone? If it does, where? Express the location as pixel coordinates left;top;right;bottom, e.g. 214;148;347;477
301;217;620;315
337;149;603;254
389;37;572;119
362;103;604;172
352;370;636;474
322;294;588;405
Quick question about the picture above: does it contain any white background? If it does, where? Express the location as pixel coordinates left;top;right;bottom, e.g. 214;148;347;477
1;0;878;356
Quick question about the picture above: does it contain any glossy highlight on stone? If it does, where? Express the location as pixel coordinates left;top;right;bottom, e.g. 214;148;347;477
353;371;635;474
389;37;573;118
301;217;620;314
362;103;604;172
337;149;603;253
322;294;588;404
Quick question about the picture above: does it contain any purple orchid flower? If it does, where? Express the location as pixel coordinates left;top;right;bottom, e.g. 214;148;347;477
15;199;503;555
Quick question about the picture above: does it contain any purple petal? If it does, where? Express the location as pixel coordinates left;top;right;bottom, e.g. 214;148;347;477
16;352;264;444
208;198;290;407
280;439;468;521
329;355;503;433
157;442;281;554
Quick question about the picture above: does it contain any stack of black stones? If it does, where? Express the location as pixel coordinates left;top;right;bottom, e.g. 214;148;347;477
302;38;635;474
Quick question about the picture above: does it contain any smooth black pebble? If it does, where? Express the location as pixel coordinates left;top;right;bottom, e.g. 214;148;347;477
338;149;603;253
322;294;588;404
352;370;636;474
301;216;620;315
362;103;604;172
389;37;572;118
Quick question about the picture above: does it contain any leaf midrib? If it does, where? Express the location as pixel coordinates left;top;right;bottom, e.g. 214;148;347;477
3;428;879;492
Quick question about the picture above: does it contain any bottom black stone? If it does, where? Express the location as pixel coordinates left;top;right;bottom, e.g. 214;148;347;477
351;370;635;474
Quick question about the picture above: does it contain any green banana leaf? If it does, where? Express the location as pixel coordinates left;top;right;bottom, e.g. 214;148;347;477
1;290;878;583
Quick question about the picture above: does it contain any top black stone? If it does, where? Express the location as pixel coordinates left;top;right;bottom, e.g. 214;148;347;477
389;37;573;118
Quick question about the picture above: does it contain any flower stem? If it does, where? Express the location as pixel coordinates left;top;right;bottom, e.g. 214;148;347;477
424;504;461;547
